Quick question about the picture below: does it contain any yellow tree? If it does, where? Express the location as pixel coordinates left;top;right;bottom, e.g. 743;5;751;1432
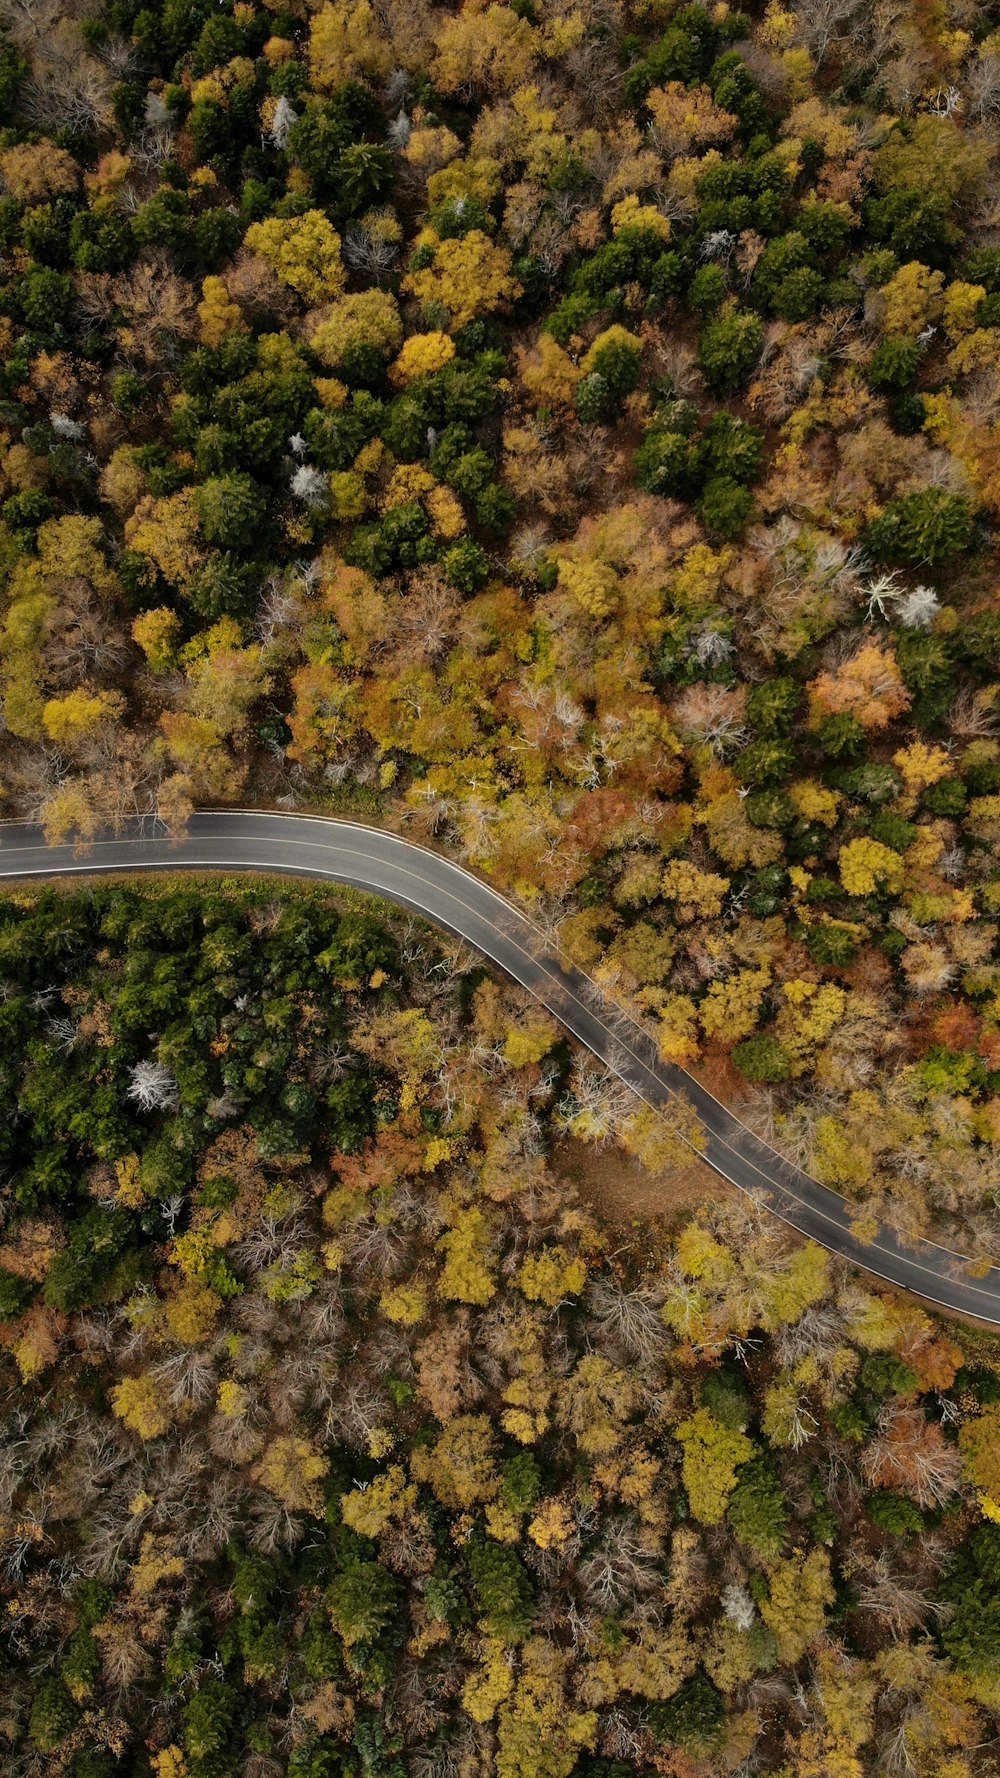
308;0;393;90
674;1408;754;1524
403;230;522;331
111;1375;173;1439
437;1208;497;1305
838;838;905;897
410;1414;499;1509
244;211;345;304
759;1549;834;1663
309;290;402;370
42;688;125;747
254;1436;329;1514
699;967;771;1045
495;1639;598;1778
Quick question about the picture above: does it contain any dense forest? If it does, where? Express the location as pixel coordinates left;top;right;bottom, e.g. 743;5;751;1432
1;0;1000;1255
1;879;1000;1778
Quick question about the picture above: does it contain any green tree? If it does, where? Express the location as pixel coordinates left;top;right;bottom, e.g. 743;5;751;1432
864;488;975;567
195;474;266;550
649;1669;725;1753
327;1560;400;1649
468;1539;535;1642
698;309;764;393
183;1678;240;1778
727;1456;789;1554
732;1035;791;1083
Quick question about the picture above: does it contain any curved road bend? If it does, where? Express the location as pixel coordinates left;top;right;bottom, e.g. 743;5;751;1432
1;809;999;1326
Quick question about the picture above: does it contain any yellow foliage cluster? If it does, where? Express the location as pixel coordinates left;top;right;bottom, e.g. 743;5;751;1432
610;194;670;239
125;489;204;589
431;3;539;98
892;740;952;797
310;290;402;369
0;140;79;202
674;1407;754;1523
151;1749;190;1778
647;80;738;158
775;980;846;1070
516;332;582;409
700;966;771;1043
502;1011;560;1067
132;607;182;675
244;211;345;304
402;229;522;331
660;857;729;919
42;687;124;745
879;262;945;337
838;837;905;897
527;1496;575;1550
197;276;246;348
389;330;456;386
516;1245;588;1308
462;1636;516;1723
380;1279;428;1324
760;1548;835;1663
111;1375;173;1440
656;990;700;1065
1;516;119;740
556;556;619;620
129;1532;185;1598
411;1413;499;1509
164;1278;222;1346
558;1353;638;1458
496;1639;598;1778
789;778;840;827
340;1464;417;1537
254;1435;329;1514
502;1349;552;1444
437;1207;497;1305
308;0;393;92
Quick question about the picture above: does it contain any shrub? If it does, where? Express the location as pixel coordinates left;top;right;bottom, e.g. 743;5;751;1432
634;428;697;495
0;1265;33;1319
747;677;800;734
574;371;612;422
580;325;643;396
728;1454;789;1551
327;1561;400;1649
689;262;727;316
867;1490;923;1535
701;413;764;483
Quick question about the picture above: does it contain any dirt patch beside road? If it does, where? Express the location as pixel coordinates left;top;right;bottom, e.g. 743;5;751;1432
552;1134;738;1232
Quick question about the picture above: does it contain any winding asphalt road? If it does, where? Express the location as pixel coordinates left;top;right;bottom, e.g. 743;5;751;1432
1;809;999;1325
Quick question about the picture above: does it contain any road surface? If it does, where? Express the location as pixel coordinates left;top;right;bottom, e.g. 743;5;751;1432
1;809;998;1325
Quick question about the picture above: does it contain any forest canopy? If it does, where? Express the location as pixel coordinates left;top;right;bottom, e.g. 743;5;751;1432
1;879;1000;1778
0;0;997;1261
0;0;1000;1520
